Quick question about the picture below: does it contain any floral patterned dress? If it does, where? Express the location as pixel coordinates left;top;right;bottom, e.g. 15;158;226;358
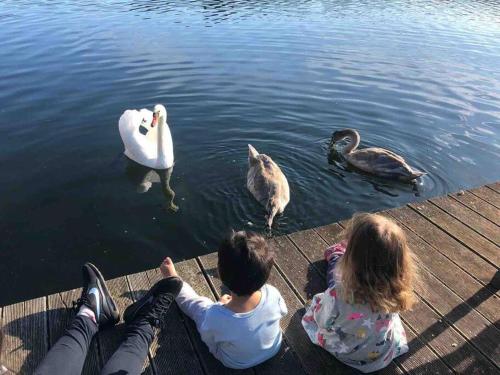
301;242;408;373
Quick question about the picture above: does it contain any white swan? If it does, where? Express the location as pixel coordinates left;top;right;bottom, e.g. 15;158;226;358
118;104;174;169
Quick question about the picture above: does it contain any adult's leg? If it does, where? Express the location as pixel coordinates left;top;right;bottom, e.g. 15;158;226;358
324;241;347;288
103;276;182;374
176;281;214;328
36;262;119;375
34;315;97;375
100;320;154;375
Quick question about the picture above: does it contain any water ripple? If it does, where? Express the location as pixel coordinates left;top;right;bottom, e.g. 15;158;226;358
0;0;499;303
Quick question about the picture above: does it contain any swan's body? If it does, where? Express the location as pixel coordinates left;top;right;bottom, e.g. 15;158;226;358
247;145;290;228
119;104;174;169
330;129;425;181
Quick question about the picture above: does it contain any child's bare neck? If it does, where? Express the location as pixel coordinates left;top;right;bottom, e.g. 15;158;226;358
226;290;262;313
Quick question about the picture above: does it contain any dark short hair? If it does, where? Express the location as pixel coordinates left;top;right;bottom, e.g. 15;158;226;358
218;231;274;296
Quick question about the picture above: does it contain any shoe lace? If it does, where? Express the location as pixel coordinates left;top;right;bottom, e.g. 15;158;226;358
145;294;175;327
72;292;90;312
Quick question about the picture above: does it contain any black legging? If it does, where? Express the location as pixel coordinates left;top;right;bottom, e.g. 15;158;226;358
34;315;154;375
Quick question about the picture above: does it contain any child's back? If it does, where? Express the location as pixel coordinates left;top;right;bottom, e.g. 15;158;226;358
195;283;286;368
172;231;287;369
303;273;408;372
302;214;417;373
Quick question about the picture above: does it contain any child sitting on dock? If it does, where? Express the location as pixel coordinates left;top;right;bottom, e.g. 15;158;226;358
161;230;288;369
302;213;418;373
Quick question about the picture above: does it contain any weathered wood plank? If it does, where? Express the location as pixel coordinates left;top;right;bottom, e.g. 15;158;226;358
470;186;500;208
389;206;499;289
314;223;344;246
402;298;497;373
288;229;330;277
269;236;325;303
416;270;500;366
430;196;500;245
254;343;306;375
409;201;499;265
397;326;453;375
450;191;500;226
175;258;254;375
47;289;101;374
197;253;305;375
487;182;500;194
143;268;205;375
2;297;48;374
197;253;226;298
383;211;500;326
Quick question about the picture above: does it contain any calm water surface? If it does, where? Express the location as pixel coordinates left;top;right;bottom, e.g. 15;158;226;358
1;0;499;304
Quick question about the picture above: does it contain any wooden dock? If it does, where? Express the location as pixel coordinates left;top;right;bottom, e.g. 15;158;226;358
1;183;499;374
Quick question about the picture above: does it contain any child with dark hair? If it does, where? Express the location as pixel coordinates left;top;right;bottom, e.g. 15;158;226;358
162;230;288;369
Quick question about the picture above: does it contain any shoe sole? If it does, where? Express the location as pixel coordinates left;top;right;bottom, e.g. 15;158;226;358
86;262;120;325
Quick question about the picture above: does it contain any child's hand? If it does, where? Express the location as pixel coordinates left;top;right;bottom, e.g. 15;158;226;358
160;257;178;278
219;294;232;304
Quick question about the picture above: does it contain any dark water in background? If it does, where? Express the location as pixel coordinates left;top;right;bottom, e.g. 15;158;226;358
0;0;499;305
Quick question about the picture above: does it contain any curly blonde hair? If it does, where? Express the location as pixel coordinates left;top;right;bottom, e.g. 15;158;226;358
336;213;418;313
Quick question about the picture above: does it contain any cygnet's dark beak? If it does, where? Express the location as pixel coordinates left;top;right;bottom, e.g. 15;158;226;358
151;113;158;128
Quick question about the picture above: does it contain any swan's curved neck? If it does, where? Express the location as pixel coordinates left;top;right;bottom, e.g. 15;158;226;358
157;116;167;161
343;130;360;154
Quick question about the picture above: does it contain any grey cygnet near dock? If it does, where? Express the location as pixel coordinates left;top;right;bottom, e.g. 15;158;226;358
247;144;290;228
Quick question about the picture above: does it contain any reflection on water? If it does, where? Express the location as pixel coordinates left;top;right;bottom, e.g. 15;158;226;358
125;160;178;212
0;0;499;304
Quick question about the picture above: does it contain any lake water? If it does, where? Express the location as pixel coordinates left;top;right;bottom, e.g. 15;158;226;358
1;0;499;305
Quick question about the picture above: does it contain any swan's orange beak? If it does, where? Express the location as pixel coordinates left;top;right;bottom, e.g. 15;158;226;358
151;113;158;128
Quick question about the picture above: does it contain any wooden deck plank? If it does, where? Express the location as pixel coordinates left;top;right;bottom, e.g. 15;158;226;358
269;236;325;303
450;191;500;226
47;289;101;374
292;225;446;374
402;297;497;373
288;228;330;277
430;195;500;245
397;326;453;375
1;297;48;374
416;270;500;366
314;223;345;245
388;206;499;289
384;211;500;327
487;182;500;194
175;258;254;375
470;186;500;208
197;253;306;375
409;201;499;265
143;268;205;375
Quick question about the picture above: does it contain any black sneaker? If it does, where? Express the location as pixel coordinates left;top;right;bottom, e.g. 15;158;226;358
124;276;183;327
73;262;120;328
